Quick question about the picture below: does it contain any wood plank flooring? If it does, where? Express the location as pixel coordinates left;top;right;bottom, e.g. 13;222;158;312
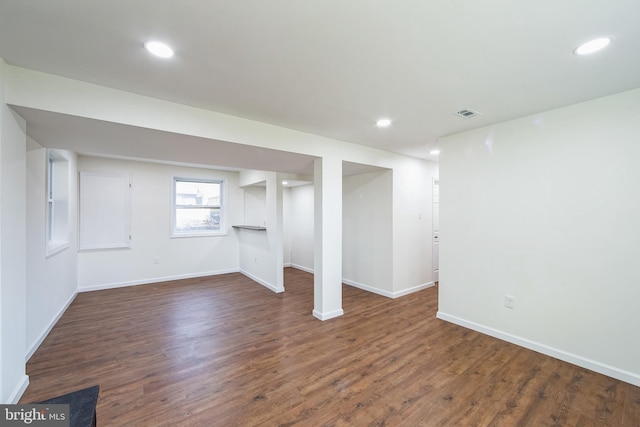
21;268;640;426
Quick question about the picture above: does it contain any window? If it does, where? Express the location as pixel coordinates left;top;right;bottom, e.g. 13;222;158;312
46;150;70;256
173;177;224;236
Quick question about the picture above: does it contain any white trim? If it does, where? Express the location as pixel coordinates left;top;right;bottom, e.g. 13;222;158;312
312;308;344;321
170;231;229;238
436;311;640;387
26;291;78;361
342;278;394;298
171;176;226;238
290;263;314;274
343;278;435;299
45;241;69;258
46;150;71;257
239;269;284;293
393;281;435;298
78;269;239;292
289;265;435;299
7;375;29;404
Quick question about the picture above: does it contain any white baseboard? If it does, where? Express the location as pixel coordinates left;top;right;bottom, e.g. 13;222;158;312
312;308;344;321
342;278;394;298
7;375;29;404
290;263;314;274
239;270;284;293
436;311;640;387
291;266;434;299
343;278;435;299
393;281;435;298
78;269;240;292
26;291;78;361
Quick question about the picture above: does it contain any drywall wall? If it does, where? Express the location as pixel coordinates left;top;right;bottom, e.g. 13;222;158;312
237;172;285;291
25;145;78;359
343;170;393;295
391;158;437;295
438;88;640;386
288;184;314;272
243;185;267;227
0;58;28;403
236;170;284;291
77;156;243;290
282;187;292;267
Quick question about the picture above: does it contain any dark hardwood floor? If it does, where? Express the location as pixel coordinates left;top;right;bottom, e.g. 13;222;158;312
21;268;640;426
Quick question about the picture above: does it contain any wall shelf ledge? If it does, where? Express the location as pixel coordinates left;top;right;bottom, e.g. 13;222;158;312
232;225;267;231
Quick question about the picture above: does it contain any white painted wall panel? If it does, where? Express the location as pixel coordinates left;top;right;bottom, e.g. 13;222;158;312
343;170;393;293
392;159;438;293
439;88;640;385
79;171;130;250
236;172;284;292
289;184;314;272
243;186;266;227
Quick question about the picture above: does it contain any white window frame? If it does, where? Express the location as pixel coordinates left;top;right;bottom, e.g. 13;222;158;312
172;177;226;237
46;150;70;257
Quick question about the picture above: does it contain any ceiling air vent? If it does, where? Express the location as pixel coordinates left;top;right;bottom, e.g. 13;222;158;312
454;108;481;119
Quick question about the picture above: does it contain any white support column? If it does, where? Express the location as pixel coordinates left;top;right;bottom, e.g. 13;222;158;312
268;173;284;292
313;157;344;320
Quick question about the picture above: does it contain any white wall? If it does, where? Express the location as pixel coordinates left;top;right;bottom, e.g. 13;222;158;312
243;185;267;226
0;59;28;403
26;144;78;359
343;170;393;295
288;184;314;272
282;187;292;266
391;159;438;295
438;88;640;386
236;171;284;292
77;156;243;290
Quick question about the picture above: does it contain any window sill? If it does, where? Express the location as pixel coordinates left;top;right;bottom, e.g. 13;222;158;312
232;225;267;231
171;231;228;238
46;241;69;258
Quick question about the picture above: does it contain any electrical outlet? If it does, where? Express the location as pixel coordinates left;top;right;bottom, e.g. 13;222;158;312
254;257;258;264
153;257;160;264
504;295;516;309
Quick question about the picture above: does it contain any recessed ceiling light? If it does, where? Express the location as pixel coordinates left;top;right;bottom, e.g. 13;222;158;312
376;118;392;128
144;41;174;58
573;37;613;56
282;181;289;186
430;149;441;156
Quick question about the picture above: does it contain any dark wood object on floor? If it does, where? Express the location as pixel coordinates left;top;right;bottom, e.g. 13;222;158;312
20;269;640;426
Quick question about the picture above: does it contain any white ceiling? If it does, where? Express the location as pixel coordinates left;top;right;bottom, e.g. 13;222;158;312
1;0;639;164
